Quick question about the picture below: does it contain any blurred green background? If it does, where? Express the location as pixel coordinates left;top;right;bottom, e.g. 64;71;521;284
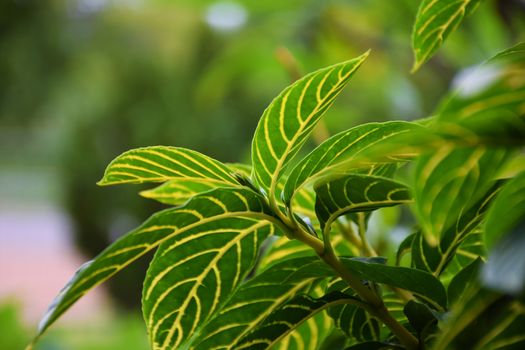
1;0;523;348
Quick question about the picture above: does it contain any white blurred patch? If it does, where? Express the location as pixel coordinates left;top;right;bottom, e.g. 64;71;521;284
205;1;248;32
452;65;502;98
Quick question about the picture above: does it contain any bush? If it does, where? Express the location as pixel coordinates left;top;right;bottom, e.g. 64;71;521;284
30;2;525;349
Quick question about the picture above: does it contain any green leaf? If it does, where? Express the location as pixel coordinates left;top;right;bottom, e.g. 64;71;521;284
345;341;404;350
411;0;483;72
140;179;218;205
403;300;437;339
338;258;447;310
234;292;354;350
484;171;525;250
272;312;333;350
251;52;369;198
271;284;335;350
432;290;525;350
411;181;501;275
448;257;482;305
31;188;276;345
98;146;240;187
142;218;275;350
412;146;508;245
283;121;420;205
191;257;321;349
314;174;412;234
287;258;447;309
139;163;255;206
325;280;381;342
431;42;525;145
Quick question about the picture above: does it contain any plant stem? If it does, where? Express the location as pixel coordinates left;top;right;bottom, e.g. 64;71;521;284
290;223;419;350
358;213;378;257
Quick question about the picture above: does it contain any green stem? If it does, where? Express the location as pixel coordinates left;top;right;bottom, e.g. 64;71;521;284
291;224;419;350
358;213;377;257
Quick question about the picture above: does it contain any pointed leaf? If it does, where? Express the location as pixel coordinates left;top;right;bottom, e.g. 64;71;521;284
411;181;501;275
234;292;354;350
412;0;482;72
251;52;369;197
31;188;276;344
192;257;321;349
98;146;239;187
286;258;447;309
283;121;420;205
412;146;508;245
143;218;275;350
314;174;412;233
338;258;447;309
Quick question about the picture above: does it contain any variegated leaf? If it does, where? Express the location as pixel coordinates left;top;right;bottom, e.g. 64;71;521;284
251;52;369;199
411;180;502;276
31;188;276;345
314;174;412;234
98;146;240;187
234;292;353;350
412;147;508;245
283;121;420;206
140;163;255;206
143;218;275;350
191;257;322;349
412;0;483;72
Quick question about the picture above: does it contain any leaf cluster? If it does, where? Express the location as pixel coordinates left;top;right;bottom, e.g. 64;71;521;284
29;4;525;350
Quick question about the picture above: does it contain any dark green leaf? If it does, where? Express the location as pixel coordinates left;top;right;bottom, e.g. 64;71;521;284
403;300;437;337
448;257;483;305
339;258;447;310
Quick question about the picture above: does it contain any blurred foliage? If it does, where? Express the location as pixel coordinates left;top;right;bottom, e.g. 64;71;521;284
1;0;524;314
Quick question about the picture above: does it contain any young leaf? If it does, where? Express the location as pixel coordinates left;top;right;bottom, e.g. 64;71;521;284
412;146;508;245
251;52;369;199
191;257;321;349
31;188;276;344
283;121;420;205
412;0;483;72
98;146;239;187
314;174;412;233
142;218;274;350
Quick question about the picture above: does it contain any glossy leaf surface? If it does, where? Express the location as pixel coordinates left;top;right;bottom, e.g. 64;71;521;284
251;52;369;197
